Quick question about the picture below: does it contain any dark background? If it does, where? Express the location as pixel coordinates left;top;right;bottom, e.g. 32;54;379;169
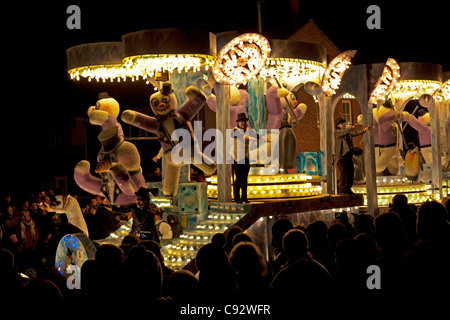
2;0;449;198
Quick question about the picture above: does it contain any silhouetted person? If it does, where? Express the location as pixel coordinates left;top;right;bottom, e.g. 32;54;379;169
319;220;347;274
195;242;228;273
305;220;329;261
334;238;373;295
198;258;238;303
374;211;409;294
95;243;124;298
353;213;375;236
120;245;163;303
231;232;252;247
397;201;450;301
211;232;226;248
270;217;293;275
223;225;243;255
389;193;417;245
270;229;333;302
228;242;274;303
166;269;199;303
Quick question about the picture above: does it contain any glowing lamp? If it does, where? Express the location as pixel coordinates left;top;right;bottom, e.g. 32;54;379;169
391;80;442;99
212;33;271;85
67;42;128;82
321;50;356;96
369;58;400;104
122;29;217;78
433;79;450;102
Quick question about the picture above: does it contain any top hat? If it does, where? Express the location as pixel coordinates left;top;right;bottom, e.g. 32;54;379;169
417;109;427;117
97;92;111;101
98;126;124;153
335;117;346;127
236;113;249;122
135;187;150;201
160;82;174;95
382;99;393;109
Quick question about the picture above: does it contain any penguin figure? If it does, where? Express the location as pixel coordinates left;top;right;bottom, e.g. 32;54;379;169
404;142;423;181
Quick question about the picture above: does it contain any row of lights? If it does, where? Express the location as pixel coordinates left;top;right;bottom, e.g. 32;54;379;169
207;184;322;198
390;80;442;100
259;58;325;84
321;51;354;96
206;173;312;185
369;58;400;104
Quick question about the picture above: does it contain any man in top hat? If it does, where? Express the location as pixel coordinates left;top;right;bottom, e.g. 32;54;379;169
335;117;370;195
130;187;159;242
232;113;253;204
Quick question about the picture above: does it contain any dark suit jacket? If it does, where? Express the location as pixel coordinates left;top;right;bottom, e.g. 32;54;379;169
335;126;365;159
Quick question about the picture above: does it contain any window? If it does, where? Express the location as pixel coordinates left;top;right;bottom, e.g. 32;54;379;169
342;100;352;124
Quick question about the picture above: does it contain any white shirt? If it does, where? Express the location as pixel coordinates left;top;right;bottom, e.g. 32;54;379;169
54;195;89;237
156;220;173;240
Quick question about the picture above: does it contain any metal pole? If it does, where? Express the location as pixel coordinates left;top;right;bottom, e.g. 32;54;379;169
216;83;232;202
257;0;262;33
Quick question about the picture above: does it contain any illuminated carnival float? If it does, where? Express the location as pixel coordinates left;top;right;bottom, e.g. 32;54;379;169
59;28;448;275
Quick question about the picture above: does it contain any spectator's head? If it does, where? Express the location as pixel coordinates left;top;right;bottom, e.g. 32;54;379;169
211;233;226;248
232;232;252;247
141;240;164;264
195;243;228;272
123;245;163;299
417;200;449;241
6;206;14;216
282;229;309;260
272;217;293;249
224;226;243;252
95;243;124;269
305;220;328;246
167;270;198;301
121;234;140;246
353;213;375;235
391;193;408;207
374;211;407;254
229;241;267;278
327;221;347;248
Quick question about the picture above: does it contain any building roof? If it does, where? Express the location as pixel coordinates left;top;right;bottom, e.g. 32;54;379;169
288;19;341;61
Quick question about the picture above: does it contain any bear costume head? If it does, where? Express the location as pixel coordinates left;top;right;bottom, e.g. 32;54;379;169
376;99;398;119
277;87;300;111
150;82;178;116
88;92;120;126
417;109;430;126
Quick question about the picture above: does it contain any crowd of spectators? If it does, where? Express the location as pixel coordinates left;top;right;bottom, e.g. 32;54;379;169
1;188;450;317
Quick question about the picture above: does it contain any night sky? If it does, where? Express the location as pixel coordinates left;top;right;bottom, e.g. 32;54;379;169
2;0;449;196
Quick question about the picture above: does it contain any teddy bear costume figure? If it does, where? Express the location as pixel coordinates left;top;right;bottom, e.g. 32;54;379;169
405;109;432;165
74;93;146;204
372;101;400;175
265;85;307;130
87;92;124;137
206;85;249;128
121;82;216;197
